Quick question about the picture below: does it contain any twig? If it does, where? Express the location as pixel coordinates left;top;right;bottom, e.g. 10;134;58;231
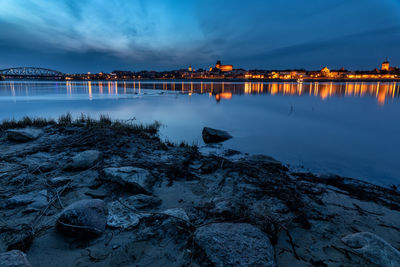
56;190;64;209
31;182;71;229
279;224;300;260
29;164;43;174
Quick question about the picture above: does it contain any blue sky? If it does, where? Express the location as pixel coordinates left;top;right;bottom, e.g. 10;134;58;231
0;0;399;72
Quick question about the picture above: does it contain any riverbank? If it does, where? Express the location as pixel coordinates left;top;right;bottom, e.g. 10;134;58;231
0;115;399;266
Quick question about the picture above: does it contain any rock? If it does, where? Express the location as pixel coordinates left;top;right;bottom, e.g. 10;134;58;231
48;176;72;187
342;232;400;267
247;154;281;165
7;128;43;142
65;150;102;170
6;190;47;209
223;149;241;157
56;199;107;238
194;223;275;267
29;162;55;173
202;127;232;144
6;193;36;208
107;200;140;230
27;190;48;210
10;174;34;185
125;194;162;210
102;167;153;194
5;226;34;251
0;250;31;267
23;152;57;173
162;208;190;222
209;198;240;218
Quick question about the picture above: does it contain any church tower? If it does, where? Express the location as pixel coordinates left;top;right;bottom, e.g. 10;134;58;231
381;59;390;71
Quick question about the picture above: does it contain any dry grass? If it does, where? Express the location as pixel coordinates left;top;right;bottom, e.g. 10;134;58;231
0;113;161;135
0;117;56;131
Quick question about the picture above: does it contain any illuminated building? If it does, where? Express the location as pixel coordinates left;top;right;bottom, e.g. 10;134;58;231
321;67;330;77
382;60;390;71
245;73;265;79
279;72;291;79
270;72;279;79
215;60;233;72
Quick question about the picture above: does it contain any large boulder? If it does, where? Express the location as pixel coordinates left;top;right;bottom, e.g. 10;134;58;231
102;167;153;194
65;150;102;170
0;250;31;267
56;199;107;238
194;223;275;267
202;127;232;144
7;128;43;142
342;232;400;267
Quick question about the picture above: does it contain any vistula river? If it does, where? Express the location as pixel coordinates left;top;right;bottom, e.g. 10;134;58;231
1;80;399;186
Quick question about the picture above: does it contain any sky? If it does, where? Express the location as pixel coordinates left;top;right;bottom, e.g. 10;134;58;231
0;0;399;73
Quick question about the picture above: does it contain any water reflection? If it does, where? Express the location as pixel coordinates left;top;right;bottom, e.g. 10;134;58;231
0;81;399;106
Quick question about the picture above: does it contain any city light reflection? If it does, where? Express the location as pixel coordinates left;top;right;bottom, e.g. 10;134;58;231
2;81;399;106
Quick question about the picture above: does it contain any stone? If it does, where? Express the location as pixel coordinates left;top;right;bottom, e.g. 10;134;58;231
209;198;240;218
56;199;107;238
48;176;72;187
102;167;153;194
202;127;232;144
125;194;162;210
27;190;48;210
107;200;140;230
247;154;281;165
23;152;57;173
65;150;102;170
6;192;36;208
6;190;47;209
0;250;31;267
194;223;275;267
7;128;43;142
223;149;241;157
162;208;190;222
342;232;400;267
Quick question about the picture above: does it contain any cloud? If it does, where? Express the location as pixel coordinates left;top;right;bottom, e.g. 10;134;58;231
0;0;399;72
0;1;204;57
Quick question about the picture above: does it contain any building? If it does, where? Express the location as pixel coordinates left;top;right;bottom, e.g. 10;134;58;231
215;60;233;72
382;60;390;71
321;67;330;77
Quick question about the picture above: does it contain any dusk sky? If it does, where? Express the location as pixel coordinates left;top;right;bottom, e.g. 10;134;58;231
0;0;399;73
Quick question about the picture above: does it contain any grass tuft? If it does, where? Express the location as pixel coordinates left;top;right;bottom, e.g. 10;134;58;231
58;113;72;126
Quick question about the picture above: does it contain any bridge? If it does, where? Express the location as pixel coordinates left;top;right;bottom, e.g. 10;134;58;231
0;67;64;79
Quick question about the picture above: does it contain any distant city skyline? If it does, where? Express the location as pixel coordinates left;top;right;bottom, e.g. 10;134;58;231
0;0;400;73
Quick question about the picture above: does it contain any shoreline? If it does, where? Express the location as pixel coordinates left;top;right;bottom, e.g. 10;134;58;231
0;116;399;266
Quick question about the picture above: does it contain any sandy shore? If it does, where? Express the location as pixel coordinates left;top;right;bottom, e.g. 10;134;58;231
0;116;399;266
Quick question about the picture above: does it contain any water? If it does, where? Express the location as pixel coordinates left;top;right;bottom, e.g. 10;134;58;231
1;80;399;186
